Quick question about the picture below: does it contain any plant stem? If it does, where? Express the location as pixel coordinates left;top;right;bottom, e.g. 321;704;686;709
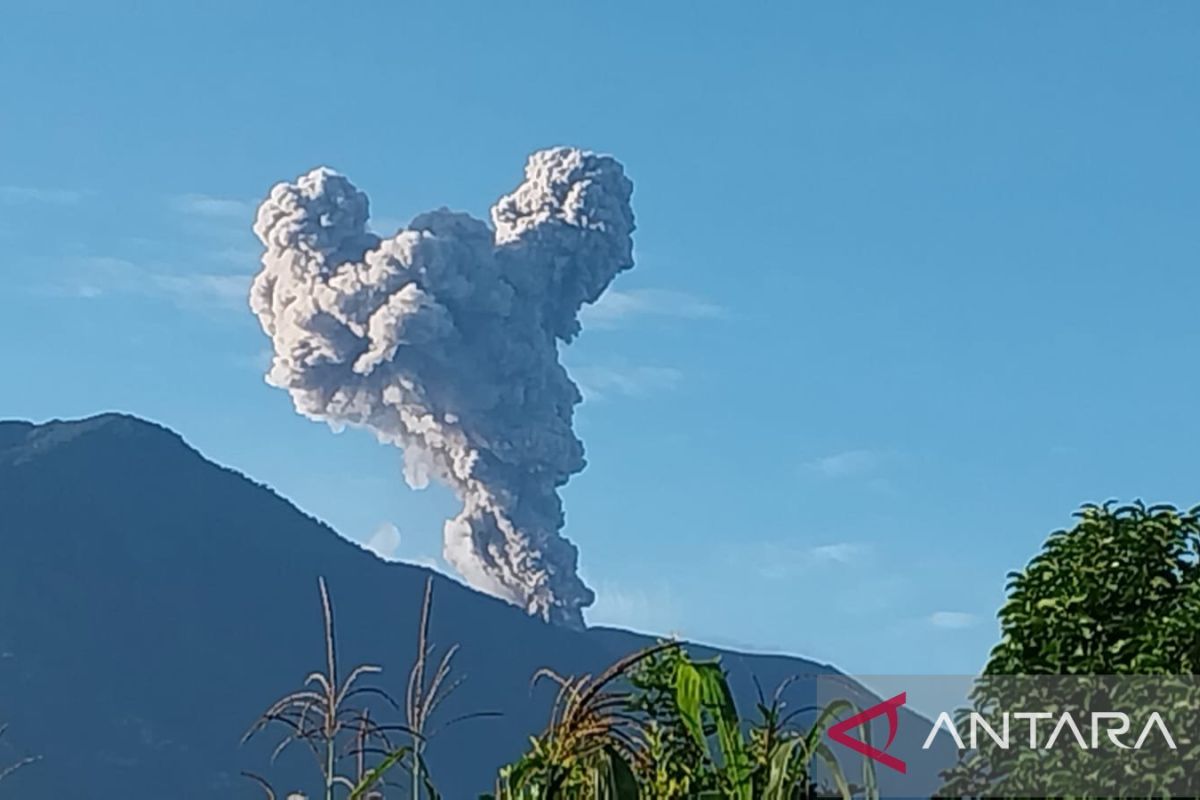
412;741;422;800
326;736;336;800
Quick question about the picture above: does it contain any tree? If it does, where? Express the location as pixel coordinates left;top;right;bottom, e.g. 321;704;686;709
940;501;1200;798
986;501;1200;675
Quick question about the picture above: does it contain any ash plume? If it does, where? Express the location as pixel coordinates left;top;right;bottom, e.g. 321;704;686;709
249;148;635;628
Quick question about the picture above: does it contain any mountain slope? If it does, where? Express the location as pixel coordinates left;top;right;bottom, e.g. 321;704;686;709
0;414;945;797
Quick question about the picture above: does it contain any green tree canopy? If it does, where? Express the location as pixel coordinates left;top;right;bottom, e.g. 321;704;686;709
986;501;1200;675
940;501;1200;798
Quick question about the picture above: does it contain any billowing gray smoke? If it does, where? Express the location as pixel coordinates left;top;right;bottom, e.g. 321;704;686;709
249;148;635;628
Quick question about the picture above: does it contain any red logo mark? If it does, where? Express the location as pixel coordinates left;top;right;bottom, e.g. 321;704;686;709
827;692;907;774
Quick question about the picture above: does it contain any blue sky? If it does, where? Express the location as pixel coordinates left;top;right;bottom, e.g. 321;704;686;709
2;1;1198;675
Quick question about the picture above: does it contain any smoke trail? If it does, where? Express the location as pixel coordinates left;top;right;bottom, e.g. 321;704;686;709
249;148;635;627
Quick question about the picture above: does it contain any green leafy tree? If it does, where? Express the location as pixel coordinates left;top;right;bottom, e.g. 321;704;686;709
940;501;1200;798
987;501;1200;675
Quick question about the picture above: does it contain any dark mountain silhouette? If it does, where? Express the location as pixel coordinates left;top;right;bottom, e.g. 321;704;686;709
0;414;950;797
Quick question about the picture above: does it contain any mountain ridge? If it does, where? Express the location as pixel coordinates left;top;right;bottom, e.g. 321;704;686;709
0;413;943;797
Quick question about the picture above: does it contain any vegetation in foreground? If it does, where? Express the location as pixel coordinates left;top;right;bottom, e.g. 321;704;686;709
237;501;1200;799
241;575;870;800
0;725;38;787
940;501;1200;798
2;501;1195;798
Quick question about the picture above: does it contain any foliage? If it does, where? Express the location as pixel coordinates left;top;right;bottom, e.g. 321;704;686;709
987;501;1200;675
491;643;674;799
624;646;713;795
939;501;1200;798
244;577;437;800
242;578;873;799
488;643;868;800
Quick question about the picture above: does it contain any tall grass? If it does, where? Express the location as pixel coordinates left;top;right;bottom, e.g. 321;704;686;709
0;724;38;785
244;577;417;800
493;643;677;798
405;577;460;800
246;579;867;799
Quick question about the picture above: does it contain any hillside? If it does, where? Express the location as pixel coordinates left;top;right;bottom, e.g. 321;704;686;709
0;414;946;797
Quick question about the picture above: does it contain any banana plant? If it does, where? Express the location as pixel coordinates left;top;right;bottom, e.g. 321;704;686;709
672;652;865;800
673;656;753;799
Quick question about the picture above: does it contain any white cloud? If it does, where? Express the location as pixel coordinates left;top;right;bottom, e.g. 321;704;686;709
365;522;402;560
53;256;251;311
359;522;451;576
0;185;87;205
168;193;259;262
581;288;724;329
804;449;888;479
212;246;261;266
570;364;683;401
171;193;254;220
586;580;682;636
757;541;873;580
151;272;250;306
809;542;872;564
930;611;978;630
231;348;274;372
59;283;105;299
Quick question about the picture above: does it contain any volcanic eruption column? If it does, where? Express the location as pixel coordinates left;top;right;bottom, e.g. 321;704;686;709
249;148;635;628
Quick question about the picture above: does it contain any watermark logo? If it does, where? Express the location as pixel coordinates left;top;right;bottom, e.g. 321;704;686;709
827;692;908;774
921;709;1177;751
817;676;1198;797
